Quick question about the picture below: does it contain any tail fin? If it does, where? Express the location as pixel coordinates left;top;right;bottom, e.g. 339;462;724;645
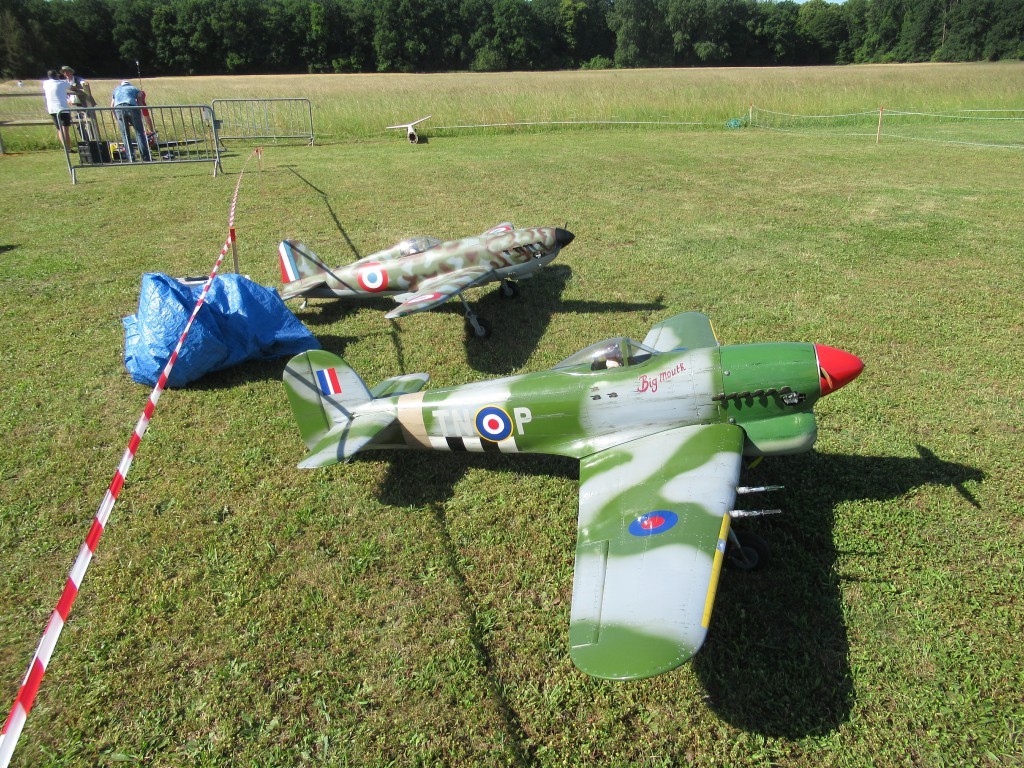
283;350;372;449
279;240;330;284
283;351;430;469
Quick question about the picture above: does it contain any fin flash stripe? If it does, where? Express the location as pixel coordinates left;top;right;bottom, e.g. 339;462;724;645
279;242;299;283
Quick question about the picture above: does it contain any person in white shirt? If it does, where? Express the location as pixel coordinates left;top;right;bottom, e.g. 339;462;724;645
42;69;71;149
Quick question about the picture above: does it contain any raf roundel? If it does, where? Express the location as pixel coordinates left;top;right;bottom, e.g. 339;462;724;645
475;406;514;442
357;263;388;292
629;510;679;537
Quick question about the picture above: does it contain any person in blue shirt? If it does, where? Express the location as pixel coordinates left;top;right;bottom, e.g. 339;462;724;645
110;80;152;162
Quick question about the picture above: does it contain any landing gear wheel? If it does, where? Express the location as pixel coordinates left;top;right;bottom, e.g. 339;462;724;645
465;316;492;339
725;530;770;571
498;280;520;299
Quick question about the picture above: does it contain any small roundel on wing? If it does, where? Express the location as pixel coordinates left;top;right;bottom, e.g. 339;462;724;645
405;291;444;305
629;510;679;537
475;405;513;442
357;263;388;292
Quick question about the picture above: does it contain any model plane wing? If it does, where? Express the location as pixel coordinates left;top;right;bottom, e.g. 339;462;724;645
384;266;495;319
642;312;720;352
569;423;743;680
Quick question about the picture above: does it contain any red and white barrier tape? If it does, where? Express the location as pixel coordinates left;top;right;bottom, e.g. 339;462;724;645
0;148;262;767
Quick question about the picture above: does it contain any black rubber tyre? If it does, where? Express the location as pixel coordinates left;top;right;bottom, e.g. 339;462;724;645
725;529;770;571
465;316;492;339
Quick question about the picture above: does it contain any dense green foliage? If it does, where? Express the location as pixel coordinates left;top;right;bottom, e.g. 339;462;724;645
1;0;1022;78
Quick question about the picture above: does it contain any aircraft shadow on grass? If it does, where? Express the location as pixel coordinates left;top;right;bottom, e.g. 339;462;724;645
284;166;364;262
693;445;983;738
374;444;981;740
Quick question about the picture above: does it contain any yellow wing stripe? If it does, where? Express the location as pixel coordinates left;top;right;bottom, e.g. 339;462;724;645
701;514;731;628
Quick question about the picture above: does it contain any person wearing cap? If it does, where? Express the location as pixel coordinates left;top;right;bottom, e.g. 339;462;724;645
110;79;152;162
61;65;98;140
61;66;95;107
42;69;71;149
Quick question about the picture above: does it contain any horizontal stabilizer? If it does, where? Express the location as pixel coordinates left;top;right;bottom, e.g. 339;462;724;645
299;411;397;468
370;372;430;398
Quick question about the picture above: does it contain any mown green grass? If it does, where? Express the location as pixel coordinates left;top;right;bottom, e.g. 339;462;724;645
1;66;1023;767
3;61;1024;150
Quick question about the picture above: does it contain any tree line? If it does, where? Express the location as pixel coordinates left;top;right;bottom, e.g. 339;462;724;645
2;0;1022;79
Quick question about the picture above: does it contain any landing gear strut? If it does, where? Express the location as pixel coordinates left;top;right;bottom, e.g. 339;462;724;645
498;279;520;299
460;294;492;339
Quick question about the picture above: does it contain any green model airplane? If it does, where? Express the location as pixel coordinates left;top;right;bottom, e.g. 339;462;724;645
278;223;574;338
282;312;863;680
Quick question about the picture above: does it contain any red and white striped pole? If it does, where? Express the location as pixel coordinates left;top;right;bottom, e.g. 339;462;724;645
0;149;260;767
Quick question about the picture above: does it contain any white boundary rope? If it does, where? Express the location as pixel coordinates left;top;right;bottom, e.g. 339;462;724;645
0;147;263;768
884;109;1024;121
748;104;1024;149
750;107;877;119
431;119;706;130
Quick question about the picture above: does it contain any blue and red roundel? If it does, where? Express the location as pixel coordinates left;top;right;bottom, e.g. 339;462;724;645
357;263;388;292
475;406;513;442
404;291;444;306
629;511;678;537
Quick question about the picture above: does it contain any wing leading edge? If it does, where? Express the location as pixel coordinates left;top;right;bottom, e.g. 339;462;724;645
384;266;495;319
569;423;743;680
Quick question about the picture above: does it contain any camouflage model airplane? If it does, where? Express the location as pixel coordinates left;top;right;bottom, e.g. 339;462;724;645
277;223;574;338
282;312;864;680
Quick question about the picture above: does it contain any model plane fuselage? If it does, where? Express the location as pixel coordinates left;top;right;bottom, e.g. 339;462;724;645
310;339;856;462
277;225;573;337
282;313;864;680
279;226;572;302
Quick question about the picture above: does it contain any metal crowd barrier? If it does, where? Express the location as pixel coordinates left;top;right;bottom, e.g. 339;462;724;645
211;98;314;145
60;104;223;183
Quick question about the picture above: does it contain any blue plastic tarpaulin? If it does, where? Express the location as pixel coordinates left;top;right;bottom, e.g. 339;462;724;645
123;273;320;387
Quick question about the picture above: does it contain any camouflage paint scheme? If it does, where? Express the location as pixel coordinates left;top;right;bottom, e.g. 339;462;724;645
277;223;574;321
282;313;864;680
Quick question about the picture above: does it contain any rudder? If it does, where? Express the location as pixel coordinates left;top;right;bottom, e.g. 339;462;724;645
279;240;330;284
283;350;372;449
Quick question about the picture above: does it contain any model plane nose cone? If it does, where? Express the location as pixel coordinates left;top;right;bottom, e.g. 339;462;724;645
815;344;864;396
555;228;575;247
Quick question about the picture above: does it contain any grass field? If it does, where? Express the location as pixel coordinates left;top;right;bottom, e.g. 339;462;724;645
3;61;1024;148
1;64;1023;767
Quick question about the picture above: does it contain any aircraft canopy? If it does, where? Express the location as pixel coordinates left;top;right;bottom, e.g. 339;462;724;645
398;236;442;257
553;337;657;371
